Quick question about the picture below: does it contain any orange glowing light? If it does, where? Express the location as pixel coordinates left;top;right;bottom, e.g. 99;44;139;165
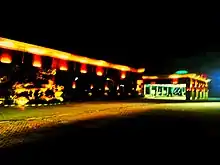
172;78;178;84
142;76;158;79
1;52;12;64
72;81;76;89
137;68;145;73
59;60;68;71
52;58;58;69
121;71;126;79
0;37;144;73
33;54;42;67
90;84;94;89
104;85;109;91
97;71;103;76
195;80;198;86
96;66;103;76
80;64;87;73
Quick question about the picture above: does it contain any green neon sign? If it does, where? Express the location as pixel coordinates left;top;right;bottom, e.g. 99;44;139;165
175;70;188;74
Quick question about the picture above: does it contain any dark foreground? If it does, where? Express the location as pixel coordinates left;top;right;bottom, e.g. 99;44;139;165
1;107;220;162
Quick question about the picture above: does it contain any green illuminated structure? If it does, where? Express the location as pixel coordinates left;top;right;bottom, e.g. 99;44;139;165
142;73;211;100
175;70;188;74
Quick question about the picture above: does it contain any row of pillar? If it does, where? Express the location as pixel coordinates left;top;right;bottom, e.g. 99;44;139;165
189;79;209;100
190;90;208;100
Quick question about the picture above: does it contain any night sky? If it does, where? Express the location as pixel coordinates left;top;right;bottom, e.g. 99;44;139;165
1;9;220;75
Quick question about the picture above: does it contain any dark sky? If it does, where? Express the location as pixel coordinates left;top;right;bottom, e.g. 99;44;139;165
1;8;220;75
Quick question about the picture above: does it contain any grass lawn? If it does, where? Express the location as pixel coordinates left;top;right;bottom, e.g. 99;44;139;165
0;105;70;121
1;102;220;121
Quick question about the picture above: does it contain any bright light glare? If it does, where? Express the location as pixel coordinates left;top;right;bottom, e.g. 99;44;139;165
0;37;144;73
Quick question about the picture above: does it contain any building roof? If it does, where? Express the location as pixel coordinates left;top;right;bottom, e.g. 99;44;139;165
142;73;211;83
0;37;145;73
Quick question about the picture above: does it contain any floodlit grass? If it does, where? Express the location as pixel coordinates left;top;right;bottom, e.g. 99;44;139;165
0;103;87;120
1;102;220;121
0;106;62;120
2;101;220;148
0;102;129;121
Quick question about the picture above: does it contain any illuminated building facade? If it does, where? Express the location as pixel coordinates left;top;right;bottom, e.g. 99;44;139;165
0;37;144;105
142;70;211;100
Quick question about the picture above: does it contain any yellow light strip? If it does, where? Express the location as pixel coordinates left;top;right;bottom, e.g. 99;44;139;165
142;76;158;79
0;37;145;73
168;74;211;82
168;74;197;79
143;74;211;83
137;68;145;73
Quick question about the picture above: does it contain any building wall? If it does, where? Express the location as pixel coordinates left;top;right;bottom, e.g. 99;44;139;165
0;48;142;102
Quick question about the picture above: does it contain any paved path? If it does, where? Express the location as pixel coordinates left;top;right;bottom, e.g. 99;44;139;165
1;101;220;148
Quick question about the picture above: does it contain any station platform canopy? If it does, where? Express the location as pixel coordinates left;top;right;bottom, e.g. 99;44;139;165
142;70;211;83
0;37;145;73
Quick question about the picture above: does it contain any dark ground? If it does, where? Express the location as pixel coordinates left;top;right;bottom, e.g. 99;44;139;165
1;109;220;162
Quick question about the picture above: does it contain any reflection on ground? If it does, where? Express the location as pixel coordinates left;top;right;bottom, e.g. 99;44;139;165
1;100;220;161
